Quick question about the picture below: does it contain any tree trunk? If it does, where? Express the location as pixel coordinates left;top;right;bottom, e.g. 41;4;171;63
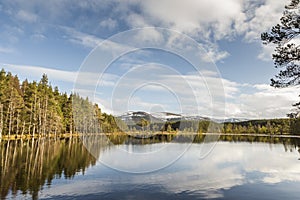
8;103;13;137
38;100;42;136
43;96;48;135
16;112;20;136
33;91;37;137
0;104;3;138
21;121;25;138
32;124;36;138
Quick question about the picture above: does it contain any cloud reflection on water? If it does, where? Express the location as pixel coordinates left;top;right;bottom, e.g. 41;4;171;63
39;142;300;199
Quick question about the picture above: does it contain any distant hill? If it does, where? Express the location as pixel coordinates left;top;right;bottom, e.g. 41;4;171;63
116;111;299;135
212;118;250;123
118;111;163;125
117;111;248;124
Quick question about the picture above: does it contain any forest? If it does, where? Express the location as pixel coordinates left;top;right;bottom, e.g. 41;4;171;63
0;69;299;138
223;119;300;135
134;118;300;135
0;69;122;138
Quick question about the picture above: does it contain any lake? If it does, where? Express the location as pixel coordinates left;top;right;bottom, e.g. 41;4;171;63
1;135;300;200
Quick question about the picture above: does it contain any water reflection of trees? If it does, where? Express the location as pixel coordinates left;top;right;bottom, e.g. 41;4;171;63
0;138;97;199
107;134;300;155
105;134;300;148
1;135;300;199
218;135;300;155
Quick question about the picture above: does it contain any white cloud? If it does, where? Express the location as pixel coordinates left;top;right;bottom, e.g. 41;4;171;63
30;33;46;41
117;73;296;119
132;28;164;45
99;18;117;30
16;10;38;23
109;0;287;62
258;43;276;61
1;63;119;88
0;25;24;44
0;47;14;54
128;0;245;61
62;27;103;48
242;0;287;42
224;84;299;119
2;63;298;119
113;0;285;57
85;61;294;118
1;0;289;62
136;0;242;35
202;45;231;63
61;26;135;56
126;13;150;28
2;63;77;83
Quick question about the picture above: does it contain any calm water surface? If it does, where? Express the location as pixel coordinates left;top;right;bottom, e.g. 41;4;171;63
1;136;300;199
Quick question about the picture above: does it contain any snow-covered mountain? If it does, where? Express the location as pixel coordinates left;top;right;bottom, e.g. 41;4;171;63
117;111;163;125
117;111;210;123
211;118;250;123
151;112;182;121
117;111;249;124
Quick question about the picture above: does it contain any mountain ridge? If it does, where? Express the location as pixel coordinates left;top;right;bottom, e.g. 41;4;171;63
117;111;249;123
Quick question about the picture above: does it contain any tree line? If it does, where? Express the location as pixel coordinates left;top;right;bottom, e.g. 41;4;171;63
0;69;121;138
223;119;300;135
131;118;300;135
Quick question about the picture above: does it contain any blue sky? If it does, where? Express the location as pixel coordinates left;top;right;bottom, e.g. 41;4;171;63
0;0;299;118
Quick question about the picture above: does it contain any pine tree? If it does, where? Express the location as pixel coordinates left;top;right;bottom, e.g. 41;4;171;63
261;0;300;117
0;69;125;137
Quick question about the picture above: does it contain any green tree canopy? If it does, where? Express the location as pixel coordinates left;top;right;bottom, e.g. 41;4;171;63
261;0;300;117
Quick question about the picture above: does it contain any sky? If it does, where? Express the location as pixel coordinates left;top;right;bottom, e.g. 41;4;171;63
0;0;299;119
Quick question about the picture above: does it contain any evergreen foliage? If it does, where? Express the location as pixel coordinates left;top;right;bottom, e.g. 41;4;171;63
0;69;120;137
261;0;300;117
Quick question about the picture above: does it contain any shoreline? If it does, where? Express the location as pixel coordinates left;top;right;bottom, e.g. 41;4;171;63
205;133;300;138
1;132;300;141
0;133;82;140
